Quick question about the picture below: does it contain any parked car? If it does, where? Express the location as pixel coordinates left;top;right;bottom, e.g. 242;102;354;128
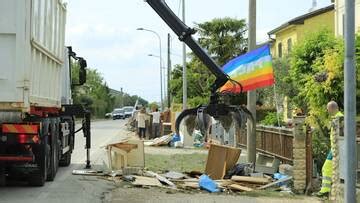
123;106;134;118
112;108;125;120
105;112;112;119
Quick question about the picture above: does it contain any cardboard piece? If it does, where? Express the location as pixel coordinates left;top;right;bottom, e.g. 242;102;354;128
205;144;241;180
231;176;271;184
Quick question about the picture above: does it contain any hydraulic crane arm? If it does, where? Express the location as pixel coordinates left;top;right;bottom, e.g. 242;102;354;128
145;0;229;91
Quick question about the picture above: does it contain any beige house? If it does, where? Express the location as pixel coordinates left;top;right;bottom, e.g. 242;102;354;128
334;0;360;36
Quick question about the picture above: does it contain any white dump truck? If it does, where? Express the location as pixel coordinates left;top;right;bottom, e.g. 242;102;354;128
0;0;91;186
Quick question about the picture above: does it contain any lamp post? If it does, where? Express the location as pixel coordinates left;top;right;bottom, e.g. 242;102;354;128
137;28;164;110
148;54;167;108
182;0;187;110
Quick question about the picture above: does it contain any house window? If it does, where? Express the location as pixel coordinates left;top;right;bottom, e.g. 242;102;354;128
278;43;282;58
287;38;292;53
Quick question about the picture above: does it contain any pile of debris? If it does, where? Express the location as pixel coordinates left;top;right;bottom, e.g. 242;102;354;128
73;142;293;195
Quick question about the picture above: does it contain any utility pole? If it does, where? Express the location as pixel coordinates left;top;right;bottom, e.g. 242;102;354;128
167;33;171;108
247;0;257;164
182;0;187;110
344;0;356;201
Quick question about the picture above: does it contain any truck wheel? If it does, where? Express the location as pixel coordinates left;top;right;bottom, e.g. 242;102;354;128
28;142;48;186
59;152;71;167
47;119;59;181
0;166;6;186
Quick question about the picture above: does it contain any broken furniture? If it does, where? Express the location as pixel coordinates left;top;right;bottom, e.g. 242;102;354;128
255;153;280;175
106;140;144;170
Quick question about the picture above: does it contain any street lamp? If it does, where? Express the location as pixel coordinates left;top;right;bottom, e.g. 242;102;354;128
148;54;167;108
137;28;164;110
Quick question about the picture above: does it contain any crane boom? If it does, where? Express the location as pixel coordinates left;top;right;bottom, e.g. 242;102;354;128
145;0;229;91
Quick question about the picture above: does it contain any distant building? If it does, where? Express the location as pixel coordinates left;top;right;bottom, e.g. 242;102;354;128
268;5;335;58
334;0;360;36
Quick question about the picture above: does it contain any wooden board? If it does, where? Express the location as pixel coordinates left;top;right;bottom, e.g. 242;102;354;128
205;144;241;180
228;184;253;192
109;143;137;152
146;171;176;188
132;176;162;187
126;140;145;168
72;170;103;176
183;182;199;189
231;176;270;184
258;176;292;190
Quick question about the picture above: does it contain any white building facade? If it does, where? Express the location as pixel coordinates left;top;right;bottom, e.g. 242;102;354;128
334;0;360;36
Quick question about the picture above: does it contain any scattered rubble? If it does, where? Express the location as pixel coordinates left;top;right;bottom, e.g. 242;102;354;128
73;138;295;196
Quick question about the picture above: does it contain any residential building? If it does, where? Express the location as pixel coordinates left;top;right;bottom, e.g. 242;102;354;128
267;5;335;120
268;5;335;58
334;0;360;36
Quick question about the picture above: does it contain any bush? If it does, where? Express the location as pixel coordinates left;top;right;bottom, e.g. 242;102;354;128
260;112;284;127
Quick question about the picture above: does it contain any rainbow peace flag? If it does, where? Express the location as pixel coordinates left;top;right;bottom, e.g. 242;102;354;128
220;44;274;93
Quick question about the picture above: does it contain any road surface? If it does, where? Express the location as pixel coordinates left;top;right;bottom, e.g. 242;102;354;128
0;119;128;203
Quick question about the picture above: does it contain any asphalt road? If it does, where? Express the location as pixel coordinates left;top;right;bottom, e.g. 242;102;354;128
0;119;128;203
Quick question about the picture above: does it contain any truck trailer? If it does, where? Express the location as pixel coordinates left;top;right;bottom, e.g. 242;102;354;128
0;0;91;186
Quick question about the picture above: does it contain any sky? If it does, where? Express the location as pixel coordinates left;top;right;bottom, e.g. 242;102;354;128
65;0;332;103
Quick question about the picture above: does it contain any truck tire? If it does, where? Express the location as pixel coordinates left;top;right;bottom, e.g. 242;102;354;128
47;119;59;181
28;139;48;186
59;151;71;167
59;117;73;167
0;166;6;186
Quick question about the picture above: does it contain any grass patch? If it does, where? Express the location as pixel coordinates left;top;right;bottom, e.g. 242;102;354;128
145;153;207;173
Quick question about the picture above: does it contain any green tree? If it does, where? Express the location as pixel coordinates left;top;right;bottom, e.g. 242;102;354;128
170;17;248;107
286;30;360;168
288;29;339;116
257;57;293;108
196;17;247;65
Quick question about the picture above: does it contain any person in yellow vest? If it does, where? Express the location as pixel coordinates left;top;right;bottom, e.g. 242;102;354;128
317;101;344;197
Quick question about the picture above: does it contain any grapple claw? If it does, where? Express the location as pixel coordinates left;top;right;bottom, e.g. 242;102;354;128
196;107;212;137
218;115;234;132
175;107;198;135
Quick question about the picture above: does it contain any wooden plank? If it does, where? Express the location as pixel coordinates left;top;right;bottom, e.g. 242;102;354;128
258;176;292;190
183;182;199;189
231;176;270;184
72;170;103;176
228;184;253;192
132;176;162;187
146;171;176;188
110;143;137;152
